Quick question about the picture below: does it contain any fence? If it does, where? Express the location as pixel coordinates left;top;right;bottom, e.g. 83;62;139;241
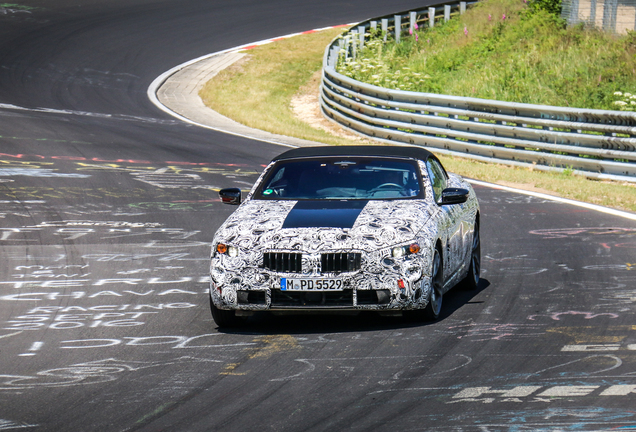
320;1;636;183
562;0;636;34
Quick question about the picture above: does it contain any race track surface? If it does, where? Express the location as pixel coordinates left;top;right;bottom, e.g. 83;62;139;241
1;1;635;431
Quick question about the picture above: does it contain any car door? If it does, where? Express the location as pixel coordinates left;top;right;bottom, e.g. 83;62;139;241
426;158;464;287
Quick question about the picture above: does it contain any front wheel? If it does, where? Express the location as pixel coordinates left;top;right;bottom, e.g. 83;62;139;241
210;295;243;328
405;247;443;323
422;248;443;321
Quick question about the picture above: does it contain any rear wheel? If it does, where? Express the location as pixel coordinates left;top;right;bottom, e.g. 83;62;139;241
210;295;243;328
462;218;480;290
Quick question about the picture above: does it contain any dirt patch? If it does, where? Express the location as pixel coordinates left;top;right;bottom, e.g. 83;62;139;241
290;70;374;143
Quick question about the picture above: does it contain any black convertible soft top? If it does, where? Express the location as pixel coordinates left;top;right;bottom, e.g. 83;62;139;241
273;145;436;163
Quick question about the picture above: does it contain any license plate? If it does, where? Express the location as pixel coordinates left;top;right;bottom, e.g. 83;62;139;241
280;278;343;291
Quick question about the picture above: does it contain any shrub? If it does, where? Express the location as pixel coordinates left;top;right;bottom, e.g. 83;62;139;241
526;0;562;16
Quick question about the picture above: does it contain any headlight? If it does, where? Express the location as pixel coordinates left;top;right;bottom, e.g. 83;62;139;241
216;243;239;257
392;243;420;258
392;246;405;258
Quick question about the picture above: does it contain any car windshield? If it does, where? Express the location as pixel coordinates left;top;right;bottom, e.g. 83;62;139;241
256;157;424;200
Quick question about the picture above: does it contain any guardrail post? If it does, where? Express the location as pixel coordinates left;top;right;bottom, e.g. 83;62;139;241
350;30;357;59
394;15;402;43
460;1;466;14
329;46;338;67
428;7;436;27
342;35;350;61
358;26;366;49
409;11;417;33
381;18;388;42
444;5;451;22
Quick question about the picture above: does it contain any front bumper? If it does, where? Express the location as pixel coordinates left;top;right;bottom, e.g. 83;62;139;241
210;249;432;312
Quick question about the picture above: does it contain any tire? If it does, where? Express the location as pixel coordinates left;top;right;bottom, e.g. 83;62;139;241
422;248;443;321
462;218;481;291
405;247;443;322
210;295;243;328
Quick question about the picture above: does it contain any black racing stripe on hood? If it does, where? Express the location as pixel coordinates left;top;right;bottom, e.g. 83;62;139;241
282;200;368;229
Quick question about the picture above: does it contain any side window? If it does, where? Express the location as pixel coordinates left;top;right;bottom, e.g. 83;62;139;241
426;159;447;204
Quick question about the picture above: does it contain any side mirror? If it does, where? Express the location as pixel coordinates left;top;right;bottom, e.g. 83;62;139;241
440;188;469;205
219;188;242;205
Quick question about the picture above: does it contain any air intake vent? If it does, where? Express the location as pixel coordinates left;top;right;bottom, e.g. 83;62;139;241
263;252;302;273
271;289;353;307
321;253;361;273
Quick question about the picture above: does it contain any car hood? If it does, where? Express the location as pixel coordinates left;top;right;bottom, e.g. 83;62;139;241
214;199;436;253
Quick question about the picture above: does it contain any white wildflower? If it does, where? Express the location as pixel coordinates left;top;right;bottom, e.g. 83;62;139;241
614;91;623;96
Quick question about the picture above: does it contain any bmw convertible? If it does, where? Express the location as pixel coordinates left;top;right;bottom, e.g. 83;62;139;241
210;146;480;327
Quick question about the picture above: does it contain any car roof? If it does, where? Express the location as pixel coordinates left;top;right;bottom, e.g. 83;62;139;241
272;145;436;163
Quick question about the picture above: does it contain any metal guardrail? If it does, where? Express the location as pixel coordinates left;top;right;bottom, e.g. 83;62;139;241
320;2;636;183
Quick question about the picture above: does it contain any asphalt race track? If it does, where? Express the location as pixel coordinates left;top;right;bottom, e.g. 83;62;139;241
1;1;636;430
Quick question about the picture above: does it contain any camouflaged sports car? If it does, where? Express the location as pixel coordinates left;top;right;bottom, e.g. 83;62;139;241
209;146;480;327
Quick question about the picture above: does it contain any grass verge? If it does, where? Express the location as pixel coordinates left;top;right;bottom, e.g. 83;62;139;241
199;27;636;213
337;0;636;110
199;28;355;146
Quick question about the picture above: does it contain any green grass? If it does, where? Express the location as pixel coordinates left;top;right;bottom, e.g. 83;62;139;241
439;154;636;211
0;3;35;10
199;29;355;146
199;16;636;213
338;0;636;109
